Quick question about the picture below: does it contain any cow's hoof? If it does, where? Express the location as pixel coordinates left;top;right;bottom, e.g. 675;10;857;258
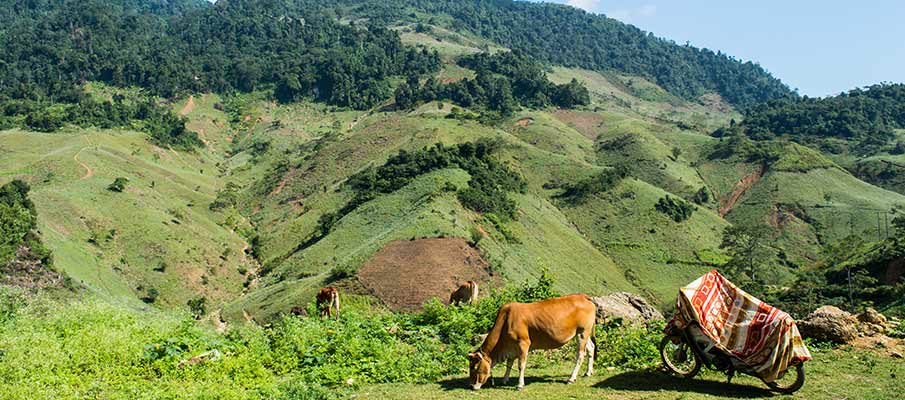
584;372;594;377
566;379;576;384
516;385;525;391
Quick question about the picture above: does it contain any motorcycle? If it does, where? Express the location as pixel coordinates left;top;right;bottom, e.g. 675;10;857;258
659;270;810;394
660;314;806;394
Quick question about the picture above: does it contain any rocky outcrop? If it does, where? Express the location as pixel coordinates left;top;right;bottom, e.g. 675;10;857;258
798;306;860;343
591;292;663;326
797;306;896;343
856;308;889;336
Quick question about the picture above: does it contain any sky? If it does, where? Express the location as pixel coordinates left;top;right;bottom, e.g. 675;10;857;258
528;1;905;97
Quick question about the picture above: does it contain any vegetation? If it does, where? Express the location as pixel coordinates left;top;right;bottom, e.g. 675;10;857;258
107;177;129;193
323;0;794;109
556;165;630;204
0;0;440;110
395;51;590;114
0;180;51;267
713;84;905;156
655;196;695;223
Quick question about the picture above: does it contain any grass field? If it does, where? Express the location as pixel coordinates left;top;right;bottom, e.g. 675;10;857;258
358;346;903;400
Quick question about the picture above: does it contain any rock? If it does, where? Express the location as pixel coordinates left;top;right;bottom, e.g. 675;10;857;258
857;308;889;331
798;306;859;343
177;349;222;369
891;351;903;359
591;292;663;326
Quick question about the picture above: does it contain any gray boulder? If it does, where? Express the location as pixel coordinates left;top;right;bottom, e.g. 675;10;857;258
591;292;663;326
798;306;859;343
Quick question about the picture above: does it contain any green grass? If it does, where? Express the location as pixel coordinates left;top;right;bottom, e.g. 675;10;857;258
358;346;903;400
0;128;249;308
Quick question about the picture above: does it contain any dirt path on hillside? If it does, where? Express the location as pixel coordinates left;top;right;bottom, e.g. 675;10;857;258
74;137;95;180
719;165;765;217
180;95;196;116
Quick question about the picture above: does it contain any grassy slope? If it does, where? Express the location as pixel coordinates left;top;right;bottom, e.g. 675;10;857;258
359;347;903;400
0;94;251;307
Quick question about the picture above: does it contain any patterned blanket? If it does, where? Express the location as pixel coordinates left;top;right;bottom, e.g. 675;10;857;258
673;270;812;382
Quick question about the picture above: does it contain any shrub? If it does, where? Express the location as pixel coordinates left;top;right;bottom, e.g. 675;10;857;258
107;177;129;192
187;297;207;319
655;195;695;222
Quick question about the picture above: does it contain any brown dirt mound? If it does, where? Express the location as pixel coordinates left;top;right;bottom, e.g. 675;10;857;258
357;238;496;312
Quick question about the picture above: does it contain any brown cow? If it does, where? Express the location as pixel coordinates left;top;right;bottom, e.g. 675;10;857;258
449;281;479;305
316;287;340;320
467;294;597;390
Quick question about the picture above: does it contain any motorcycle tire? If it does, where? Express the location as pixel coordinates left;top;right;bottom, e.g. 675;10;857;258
659;336;702;379
766;363;805;394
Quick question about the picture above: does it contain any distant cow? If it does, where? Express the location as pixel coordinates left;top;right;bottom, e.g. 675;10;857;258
450;281;479;305
467;294;597;390
316;287;340;319
290;306;306;316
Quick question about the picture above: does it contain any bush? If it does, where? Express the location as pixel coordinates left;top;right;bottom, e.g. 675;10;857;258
557;165;629;204
655;195;695;222
107;177;129;193
187;297;207;319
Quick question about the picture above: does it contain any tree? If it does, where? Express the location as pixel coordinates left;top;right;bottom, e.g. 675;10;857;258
108;177;129;192
187;297;207;319
719;225;780;290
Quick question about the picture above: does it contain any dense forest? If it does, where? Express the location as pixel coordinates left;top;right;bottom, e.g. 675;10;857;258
714;84;905;154
395;51;590;114
311;0;795;109
0;0;440;109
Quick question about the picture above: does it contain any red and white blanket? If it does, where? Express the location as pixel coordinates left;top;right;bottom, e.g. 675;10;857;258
674;270;812;382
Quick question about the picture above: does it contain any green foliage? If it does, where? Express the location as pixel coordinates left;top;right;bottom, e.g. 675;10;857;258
107;177;129;193
593;320;664;370
187;297;207;319
655;196;695;223
396;52;589;114
0;180;51;267
719;224;783;293
690;187;710;205
557;165;629;204
0;93;202;150
209;182;241;211
0;0;438;111
736;84;905;153
327;0;793;109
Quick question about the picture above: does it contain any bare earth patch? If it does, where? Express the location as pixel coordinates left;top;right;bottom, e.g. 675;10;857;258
357;237;497;312
552;110;606;140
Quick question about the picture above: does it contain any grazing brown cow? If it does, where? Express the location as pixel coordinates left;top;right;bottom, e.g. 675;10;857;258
316;287;340;319
449;281;479;305
467;294;597;390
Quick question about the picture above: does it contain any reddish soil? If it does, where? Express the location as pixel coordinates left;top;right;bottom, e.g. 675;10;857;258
514;118;534;128
357;238;497;312
552;110;606;140
719;165;765;217
179;95;196;116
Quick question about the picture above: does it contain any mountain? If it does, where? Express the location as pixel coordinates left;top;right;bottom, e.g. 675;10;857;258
0;0;902;320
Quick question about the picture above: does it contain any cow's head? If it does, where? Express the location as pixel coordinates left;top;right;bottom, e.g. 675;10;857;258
467;351;491;390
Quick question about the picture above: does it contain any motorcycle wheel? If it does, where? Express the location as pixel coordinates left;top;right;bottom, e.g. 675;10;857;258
766;364;805;394
659;336;702;379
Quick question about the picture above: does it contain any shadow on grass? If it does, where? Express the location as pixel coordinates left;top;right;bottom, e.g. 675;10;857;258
436;374;564;392
594;371;774;398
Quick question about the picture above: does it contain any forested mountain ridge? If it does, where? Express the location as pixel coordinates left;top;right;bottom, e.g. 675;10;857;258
304;0;796;109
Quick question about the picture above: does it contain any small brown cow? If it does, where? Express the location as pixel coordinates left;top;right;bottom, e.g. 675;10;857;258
449;281;479;305
316;287;340;320
467;294;597;390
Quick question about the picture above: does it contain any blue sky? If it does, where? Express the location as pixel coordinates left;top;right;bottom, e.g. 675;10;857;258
528;1;905;97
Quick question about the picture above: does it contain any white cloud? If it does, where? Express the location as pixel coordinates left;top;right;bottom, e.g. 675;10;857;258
604;4;658;23
566;0;603;13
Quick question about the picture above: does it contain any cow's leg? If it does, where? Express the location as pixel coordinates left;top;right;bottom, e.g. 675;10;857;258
584;334;595;377
502;357;515;384
517;341;530;390
332;293;340;320
568;333;588;384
